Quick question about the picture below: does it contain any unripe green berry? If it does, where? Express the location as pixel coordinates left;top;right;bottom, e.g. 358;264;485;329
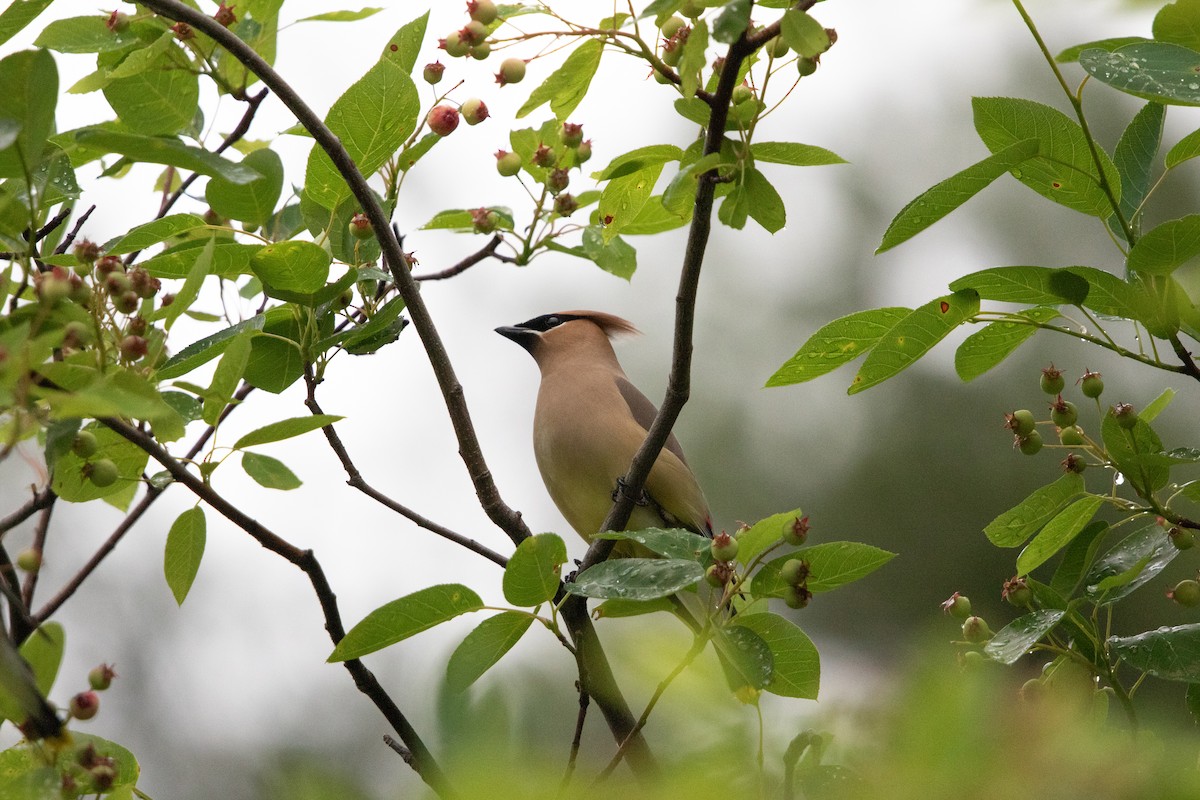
961;615;993;643
546;168;569;194
460;97;489;125
560;122;584;148
780;558;808;586
1006;409;1035;437
1112;403;1138;430
531;144;555;168
783;584;812;609
1050;398;1078;428
661;43;682;67
553;193;578;217
72;430;99;458
441;31;470;58
1058;425;1085;446
1003;576;1033;607
765;36;789;58
1019;678;1045;703
731;85;754;105
704;563;727;587
460;20;488;46
782;515;809;546
797;56;818;77
575;139;592;163
495;150;522;177
470;207;500;234
1081;370;1103;399
679;0;703;19
118;334;148;361
88;663;116;691
710;531;739;562
348;212;373;240
468;0;498;25
941;592;972;620
660;16;686;38
1040;366;1065;395
85;458;119;487
1061;453;1087;474
1169;579;1200;607
422;61;445;84
1017;429;1043;455
496;57;526;85
15;548;41;573
1170;527;1195;551
470;42;491;60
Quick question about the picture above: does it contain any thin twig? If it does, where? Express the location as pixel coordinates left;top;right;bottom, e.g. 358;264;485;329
0;488;55;539
53;205;95;256
413;234;510;281
302;367;509;568
18;497;56;618
0;206;74;261
557;687;589;798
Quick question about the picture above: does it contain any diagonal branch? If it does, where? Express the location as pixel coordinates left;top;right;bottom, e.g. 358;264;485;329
99;415;456;799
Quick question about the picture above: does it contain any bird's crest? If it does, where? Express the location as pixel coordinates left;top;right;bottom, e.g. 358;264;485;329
559;310;640;339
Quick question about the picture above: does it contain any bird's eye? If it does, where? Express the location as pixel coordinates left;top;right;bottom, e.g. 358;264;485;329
545;316;561;327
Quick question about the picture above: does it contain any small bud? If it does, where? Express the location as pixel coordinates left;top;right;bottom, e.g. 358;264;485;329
1040;365;1065;395
422;61;445;84
1080;370;1103;399
88;663;117;691
532;143;555;168
496;57;526;86
553;193;578;217
118;334;148;361
546;168;569;194
427;105;460;137
1002;575;1033;608
783;515;809;546
160;292;176;307
495;150;522;177
213;2;236;27
460;97;489;125
69;691;100;721
961;615;993;643
73;239;100;265
171;21;193;40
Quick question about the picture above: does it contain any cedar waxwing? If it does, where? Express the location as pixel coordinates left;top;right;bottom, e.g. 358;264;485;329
496;311;714;543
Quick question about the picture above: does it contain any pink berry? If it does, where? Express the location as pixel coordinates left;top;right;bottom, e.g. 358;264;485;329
427;105;460;137
460;98;489;126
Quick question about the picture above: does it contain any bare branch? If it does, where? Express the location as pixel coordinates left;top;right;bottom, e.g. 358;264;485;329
413;234;510;281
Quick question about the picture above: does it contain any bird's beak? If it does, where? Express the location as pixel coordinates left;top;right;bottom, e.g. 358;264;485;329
495;325;539;353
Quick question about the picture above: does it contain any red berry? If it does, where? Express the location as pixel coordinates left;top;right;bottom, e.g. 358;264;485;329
427;105;460;137
69;691;100;721
118;334;148;361
213;2;236;26
496;57;526;86
460;98;489;125
546;168;569;194
553;193;578;217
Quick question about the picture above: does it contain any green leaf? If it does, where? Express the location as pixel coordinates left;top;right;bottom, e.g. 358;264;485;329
73;128;261;183
581;225;636;280
1102;406;1167;494
750;141;845;167
597;527;710;561
877;139;1039;253
1084;520;1176;604
949;266;1089;305
734;508;805;565
164;506;206;605
299;7;383;23
766;307;910;387
162;236;214;332
20;622;64;700
1056;36;1148;63
102;49;198;135
0;49;57;179
205;148;283;226
1142;387;1176;422
234;414;342;450
849;291;980;395
1154;0;1200;50
420;206;514;232
1166;126;1200;169
243;310;308;393
752;542;895;599
712;0;751;44
622;193;690;235
142;239;259;279
983;610;1065;665
714;625;772;693
744;167;785;233
101;214;207;255
591;144;682;181
328;584;483;661
566;558;704;600
516;38;602;120
1127;215;1200;274
592;597;676;619
156;314;267;379
1015;495;1105;575
780;9;829;58
598;162;663;241
33;15;143;53
1109;624;1200;681
1080;42;1200;106
677;19;707;99
732;613;820;699
661;153;724;217
0;0;53;48
1067;266;1141;317
954;306;1060;382
1050;521;1109;597
304;55;418;209
1110;102;1165;238
379;11;428;75
502;533;567;607
51;424;149;505
250;240;331;294
241;451;302;490
972;97;1119;217
202;328;254;425
984;472;1086;547
321;295;408;356
445;612;533;692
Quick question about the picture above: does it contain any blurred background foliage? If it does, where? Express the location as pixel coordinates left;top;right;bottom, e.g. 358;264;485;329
2;0;1200;797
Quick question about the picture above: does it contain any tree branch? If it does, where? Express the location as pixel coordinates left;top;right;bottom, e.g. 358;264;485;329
413;234;511;281
99;415;456;799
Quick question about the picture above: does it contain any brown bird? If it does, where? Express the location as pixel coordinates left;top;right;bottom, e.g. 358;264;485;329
495;311;713;543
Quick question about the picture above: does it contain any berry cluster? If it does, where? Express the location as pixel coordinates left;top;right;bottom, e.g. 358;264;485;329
492;121;592;220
